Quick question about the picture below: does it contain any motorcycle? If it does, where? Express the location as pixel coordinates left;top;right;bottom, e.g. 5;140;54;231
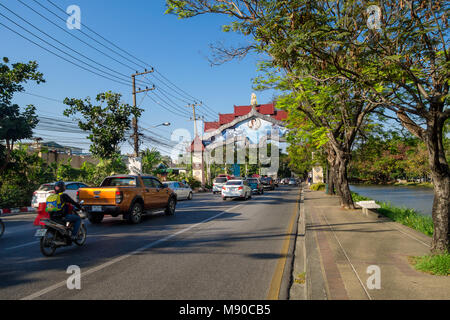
0;218;4;238
35;201;87;257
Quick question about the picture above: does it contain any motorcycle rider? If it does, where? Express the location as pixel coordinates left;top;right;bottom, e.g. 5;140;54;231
50;181;82;241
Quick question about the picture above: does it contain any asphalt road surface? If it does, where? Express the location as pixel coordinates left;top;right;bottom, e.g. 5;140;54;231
0;186;300;300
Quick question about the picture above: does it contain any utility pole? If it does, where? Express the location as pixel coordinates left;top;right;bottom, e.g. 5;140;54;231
187;102;203;137
132;69;155;157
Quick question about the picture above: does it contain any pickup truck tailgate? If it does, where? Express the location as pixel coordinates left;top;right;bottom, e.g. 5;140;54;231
78;188;117;205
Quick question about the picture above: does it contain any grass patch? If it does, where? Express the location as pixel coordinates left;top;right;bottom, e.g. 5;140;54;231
409;254;450;276
351;192;434;237
310;183;325;191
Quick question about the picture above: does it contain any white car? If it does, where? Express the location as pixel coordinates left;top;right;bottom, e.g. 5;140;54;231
31;181;89;208
222;180;252;201
213;177;228;194
164;181;193;200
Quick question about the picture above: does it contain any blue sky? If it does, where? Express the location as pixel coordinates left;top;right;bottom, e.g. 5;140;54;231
1;0;276;156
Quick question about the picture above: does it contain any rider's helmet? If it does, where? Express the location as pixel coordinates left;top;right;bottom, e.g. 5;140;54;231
54;181;66;193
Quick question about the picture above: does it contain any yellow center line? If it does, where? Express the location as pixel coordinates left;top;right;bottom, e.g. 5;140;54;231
267;189;301;300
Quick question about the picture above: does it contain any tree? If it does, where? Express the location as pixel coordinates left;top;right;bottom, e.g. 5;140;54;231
166;0;449;253
272;0;449;253
141;148;162;174
167;0;379;210
63;91;142;159
0;57;44;172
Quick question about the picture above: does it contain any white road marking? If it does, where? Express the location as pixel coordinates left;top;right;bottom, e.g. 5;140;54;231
5;241;39;251
21;204;243;300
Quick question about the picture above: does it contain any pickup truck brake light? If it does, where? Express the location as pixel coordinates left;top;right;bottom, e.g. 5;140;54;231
76;191;79;202
115;191;124;204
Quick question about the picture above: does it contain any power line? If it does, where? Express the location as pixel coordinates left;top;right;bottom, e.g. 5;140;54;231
44;0;217;117
0;21;131;87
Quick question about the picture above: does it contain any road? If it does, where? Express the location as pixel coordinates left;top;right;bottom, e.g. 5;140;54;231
0;186;300;300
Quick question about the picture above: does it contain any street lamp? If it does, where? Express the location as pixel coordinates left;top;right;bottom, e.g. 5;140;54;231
152;122;171;128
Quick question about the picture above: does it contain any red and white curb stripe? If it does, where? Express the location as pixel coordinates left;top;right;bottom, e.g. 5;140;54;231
0;207;36;215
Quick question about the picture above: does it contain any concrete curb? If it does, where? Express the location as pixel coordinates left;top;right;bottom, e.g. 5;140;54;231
288;187;307;300
0;207;36;215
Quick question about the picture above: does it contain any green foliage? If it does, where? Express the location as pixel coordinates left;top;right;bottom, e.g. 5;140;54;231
141;148;162;174
56;158;82;181
351;192;434;237
0;57;44;171
350;131;431;183
310;183;325;191
63;91;143;159
185;175;201;189
0;184;30;209
0;145;54;208
0;57;45;104
410;254;450;276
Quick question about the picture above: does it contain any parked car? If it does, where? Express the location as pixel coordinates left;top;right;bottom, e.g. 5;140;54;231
222;179;252;201
288;178;298;186
260;177;275;191
213;176;228;194
247;178;264;195
31;182;89;208
77;175;177;224
163;181;193;200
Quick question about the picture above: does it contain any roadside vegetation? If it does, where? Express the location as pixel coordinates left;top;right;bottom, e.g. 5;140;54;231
409;254;450;276
351;192;434;237
310;183;325;191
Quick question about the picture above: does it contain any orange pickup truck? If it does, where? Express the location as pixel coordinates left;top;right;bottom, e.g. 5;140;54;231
77;175;177;224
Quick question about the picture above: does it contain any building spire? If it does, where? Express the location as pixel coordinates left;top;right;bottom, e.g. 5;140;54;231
251;93;258;110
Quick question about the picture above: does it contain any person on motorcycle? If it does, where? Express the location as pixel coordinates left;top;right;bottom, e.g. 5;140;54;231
50;181;82;241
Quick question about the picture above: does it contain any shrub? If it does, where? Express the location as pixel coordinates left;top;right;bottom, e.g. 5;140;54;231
185;175;201;189
310;183;325;191
0;184;30;208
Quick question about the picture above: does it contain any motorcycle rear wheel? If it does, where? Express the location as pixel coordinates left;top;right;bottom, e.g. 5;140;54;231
74;225;87;246
40;229;57;257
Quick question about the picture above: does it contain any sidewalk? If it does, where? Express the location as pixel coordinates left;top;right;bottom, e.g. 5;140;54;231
290;187;450;300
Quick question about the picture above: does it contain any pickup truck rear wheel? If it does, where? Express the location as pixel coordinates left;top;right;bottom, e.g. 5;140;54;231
88;213;104;224
165;197;176;216
128;202;143;224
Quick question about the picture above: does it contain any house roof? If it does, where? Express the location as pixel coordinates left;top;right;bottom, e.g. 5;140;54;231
204;102;287;133
204;121;220;132
219;113;235;125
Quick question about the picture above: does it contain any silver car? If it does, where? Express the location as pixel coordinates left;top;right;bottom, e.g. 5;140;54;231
164;181;193;200
31;182;89;208
213;177;228;194
222;180;252;201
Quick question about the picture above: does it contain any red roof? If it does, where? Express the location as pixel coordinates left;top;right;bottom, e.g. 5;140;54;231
204;121;220;132
219;113;235;125
234;105;252;116
258;103;275;115
203;102;288;132
273;110;288;121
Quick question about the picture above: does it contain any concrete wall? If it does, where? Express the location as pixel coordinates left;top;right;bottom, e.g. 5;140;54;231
38;152;99;169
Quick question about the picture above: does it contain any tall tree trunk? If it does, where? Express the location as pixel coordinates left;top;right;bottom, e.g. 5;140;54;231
326;144;337;195
424;119;450;254
327;163;336;195
398;107;449;254
334;151;355;209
